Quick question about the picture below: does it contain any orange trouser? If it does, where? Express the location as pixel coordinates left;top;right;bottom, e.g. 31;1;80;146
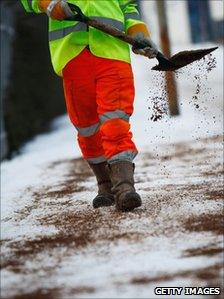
62;48;138;164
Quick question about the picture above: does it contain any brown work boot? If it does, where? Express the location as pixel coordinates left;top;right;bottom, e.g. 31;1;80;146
108;161;142;211
88;162;114;208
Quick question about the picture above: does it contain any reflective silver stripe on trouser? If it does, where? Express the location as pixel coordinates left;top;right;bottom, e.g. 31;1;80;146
99;111;136;163
49;17;124;41
99;110;130;124
75;123;106;164
75;122;100;137
87;156;107;164
108;151;137;164
124;12;141;21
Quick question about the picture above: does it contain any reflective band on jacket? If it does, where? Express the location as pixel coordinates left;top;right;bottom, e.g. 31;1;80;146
75;122;100;137
108;150;137;163
124;12;141;21
49;23;88;41
21;0;146;75
87;156;107;164
47;0;60;17
100;110;130;124
49;17;124;41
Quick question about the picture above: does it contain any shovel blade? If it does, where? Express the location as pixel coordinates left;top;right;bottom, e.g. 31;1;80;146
152;47;218;71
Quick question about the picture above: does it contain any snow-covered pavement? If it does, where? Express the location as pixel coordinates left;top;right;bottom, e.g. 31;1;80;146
1;45;223;299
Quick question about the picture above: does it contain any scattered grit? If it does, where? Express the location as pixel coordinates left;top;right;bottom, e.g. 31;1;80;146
148;53;217;121
1;135;223;299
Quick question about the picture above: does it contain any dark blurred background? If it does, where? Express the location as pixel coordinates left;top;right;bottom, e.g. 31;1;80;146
1;1;65;159
1;0;223;160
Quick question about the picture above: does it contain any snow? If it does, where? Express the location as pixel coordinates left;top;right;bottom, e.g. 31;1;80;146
1;44;223;298
132;43;223;149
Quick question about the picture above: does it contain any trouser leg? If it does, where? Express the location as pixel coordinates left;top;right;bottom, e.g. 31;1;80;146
62;49;141;211
62;49;114;207
95;57;141;211
95;58;138;163
62;49;105;163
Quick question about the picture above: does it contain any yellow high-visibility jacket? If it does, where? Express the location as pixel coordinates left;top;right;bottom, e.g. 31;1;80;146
21;0;146;76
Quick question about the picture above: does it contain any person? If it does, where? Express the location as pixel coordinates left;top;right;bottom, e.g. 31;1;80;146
20;0;157;212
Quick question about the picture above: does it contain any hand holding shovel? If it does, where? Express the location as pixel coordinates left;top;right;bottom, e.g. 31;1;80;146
67;3;218;72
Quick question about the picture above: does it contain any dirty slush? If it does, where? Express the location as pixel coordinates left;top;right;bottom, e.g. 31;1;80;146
148;53;217;121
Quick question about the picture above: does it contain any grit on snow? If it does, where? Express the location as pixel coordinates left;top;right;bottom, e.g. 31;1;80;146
1;45;223;299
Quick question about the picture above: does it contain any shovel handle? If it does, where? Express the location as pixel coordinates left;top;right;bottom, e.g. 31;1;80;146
87;18;169;64
87;18;137;46
88;18;168;62
88;18;169;63
67;3;154;59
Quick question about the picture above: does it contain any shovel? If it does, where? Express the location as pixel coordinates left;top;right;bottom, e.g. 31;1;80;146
67;3;218;71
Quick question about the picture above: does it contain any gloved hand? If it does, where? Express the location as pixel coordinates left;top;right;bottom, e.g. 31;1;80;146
132;33;158;59
38;0;74;20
